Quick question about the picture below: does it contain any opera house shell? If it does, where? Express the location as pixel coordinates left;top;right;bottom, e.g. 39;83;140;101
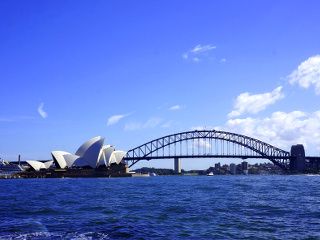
27;136;127;171
26;160;53;171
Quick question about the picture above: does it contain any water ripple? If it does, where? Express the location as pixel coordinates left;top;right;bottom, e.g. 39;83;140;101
1;175;320;239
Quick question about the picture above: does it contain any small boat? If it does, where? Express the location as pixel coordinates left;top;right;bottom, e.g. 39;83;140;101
149;172;157;177
131;172;150;177
206;172;214;176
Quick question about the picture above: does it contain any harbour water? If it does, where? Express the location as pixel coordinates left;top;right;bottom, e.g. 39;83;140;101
1;175;320;239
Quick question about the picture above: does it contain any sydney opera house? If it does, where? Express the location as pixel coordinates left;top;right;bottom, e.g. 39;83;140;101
22;136;130;178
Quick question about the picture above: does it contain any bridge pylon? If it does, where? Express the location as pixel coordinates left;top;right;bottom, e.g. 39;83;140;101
174;157;181;174
290;144;306;172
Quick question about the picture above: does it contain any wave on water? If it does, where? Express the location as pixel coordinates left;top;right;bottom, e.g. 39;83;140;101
1;176;320;239
0;232;110;240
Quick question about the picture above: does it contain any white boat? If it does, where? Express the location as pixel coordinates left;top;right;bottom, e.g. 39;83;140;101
206;172;214;176
131;173;150;177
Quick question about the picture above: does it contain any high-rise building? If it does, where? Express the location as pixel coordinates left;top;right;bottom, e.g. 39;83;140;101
215;162;221;169
230;163;236;175
242;161;248;175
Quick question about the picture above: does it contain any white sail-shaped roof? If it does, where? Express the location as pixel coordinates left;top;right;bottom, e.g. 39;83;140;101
52;151;69;169
51;151;80;169
82;138;105;168
26;160;53;171
73;136;105;168
108;151;126;165
50;136;126;169
63;154;80;168
104;146;115;163
43;160;54;169
75;136;104;157
99;146;115;167
97;145;111;167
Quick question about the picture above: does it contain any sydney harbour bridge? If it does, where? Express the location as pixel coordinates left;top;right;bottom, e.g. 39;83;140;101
123;129;320;173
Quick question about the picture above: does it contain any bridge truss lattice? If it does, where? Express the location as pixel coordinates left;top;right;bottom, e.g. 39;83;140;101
124;130;291;170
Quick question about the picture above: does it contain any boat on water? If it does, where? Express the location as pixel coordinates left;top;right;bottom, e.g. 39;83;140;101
131;172;150;177
149;172;157;177
206;172;214;176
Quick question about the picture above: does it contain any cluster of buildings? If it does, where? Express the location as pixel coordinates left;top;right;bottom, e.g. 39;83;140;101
207;161;248;175
206;161;282;175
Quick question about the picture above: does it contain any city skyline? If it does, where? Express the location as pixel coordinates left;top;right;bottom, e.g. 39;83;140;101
1;1;320;170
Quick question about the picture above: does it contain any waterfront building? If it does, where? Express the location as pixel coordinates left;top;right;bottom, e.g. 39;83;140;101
242;161;248;175
26;136;127;171
214;162;221;170
230;163;236;175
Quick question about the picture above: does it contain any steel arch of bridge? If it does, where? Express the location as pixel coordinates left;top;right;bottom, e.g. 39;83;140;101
124;130;291;170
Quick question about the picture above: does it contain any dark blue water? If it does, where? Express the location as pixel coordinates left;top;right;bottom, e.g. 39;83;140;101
1;175;320;239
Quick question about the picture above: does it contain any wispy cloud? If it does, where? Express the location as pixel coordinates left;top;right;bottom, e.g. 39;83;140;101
183;44;216;62
124;117;163;131
0;118;14;123
192;57;200;62
0;116;35;123
38;103;48;119
107;113;131;126
190;44;216;54
161;121;173;129
288;55;320;95
169;105;182;111
220;58;227;63
228;86;284;118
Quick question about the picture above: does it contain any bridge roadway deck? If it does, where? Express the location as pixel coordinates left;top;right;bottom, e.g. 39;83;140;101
123;155;291;161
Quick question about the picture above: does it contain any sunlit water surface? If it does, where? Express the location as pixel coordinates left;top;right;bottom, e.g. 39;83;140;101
1;175;320;239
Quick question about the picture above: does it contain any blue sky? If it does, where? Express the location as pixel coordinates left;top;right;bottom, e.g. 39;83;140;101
1;0;320;170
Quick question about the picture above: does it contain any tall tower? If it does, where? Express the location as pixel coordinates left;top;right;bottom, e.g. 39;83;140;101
290;144;306;173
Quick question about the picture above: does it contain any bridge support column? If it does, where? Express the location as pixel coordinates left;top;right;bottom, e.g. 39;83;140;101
174;157;181;174
290;144;306;173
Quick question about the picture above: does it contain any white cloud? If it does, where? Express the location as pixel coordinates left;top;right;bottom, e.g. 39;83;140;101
193;57;200;62
185;137;211;150
219;110;320;154
169;105;182;111
124;117;163;131
107;113;129;126
183;44;216;62
197;139;211;149
161;121;173;129
220;58;227;63
38;103;48;119
182;53;188;59
228;86;284;118
144;117;163;128
288;55;320;94
191;44;216;54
